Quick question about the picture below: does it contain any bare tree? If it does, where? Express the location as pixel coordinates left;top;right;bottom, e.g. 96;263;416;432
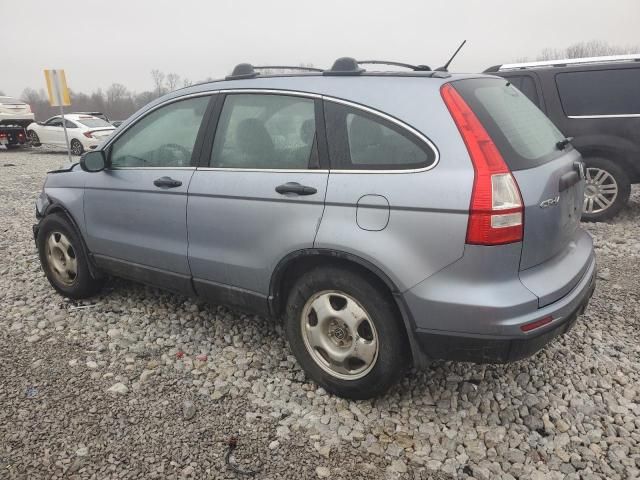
107;83;128;105
183;78;193;88
151;69;166;97
535;40;639;61
166;73;181;91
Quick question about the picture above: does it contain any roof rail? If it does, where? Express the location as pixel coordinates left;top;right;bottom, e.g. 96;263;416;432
226;63;259;80
357;60;431;71
490;54;640;72
254;65;323;72
323;57;365;76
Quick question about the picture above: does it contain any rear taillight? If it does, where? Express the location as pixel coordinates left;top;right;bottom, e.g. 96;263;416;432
83;131;93;138
441;83;524;246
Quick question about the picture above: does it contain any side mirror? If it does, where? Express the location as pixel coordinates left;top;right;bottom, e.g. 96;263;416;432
80;150;107;172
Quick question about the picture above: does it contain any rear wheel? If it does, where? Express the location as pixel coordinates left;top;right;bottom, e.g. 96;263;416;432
28;130;41;146
70;139;84;156
284;266;409;399
581;157;630;222
37;213;104;298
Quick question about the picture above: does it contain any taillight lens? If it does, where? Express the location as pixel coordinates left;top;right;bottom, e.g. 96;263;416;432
441;83;524;246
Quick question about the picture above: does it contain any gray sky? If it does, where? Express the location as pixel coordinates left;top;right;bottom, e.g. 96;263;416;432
2;0;639;97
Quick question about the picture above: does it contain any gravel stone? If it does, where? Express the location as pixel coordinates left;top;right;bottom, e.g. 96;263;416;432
1;151;639;479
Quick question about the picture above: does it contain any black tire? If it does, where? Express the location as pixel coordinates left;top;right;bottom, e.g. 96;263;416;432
284;266;409;399
581;157;631;222
28;130;41;147
70;139;84;156
37;213;104;299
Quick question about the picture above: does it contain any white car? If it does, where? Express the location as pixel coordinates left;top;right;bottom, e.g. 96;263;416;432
0;96;35;127
27;114;116;155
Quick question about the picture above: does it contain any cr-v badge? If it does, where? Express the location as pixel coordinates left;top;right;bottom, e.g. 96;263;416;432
540;196;560;208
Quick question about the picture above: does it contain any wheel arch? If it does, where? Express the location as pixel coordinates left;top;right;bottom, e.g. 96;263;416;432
579;146;639;182
269;248;428;368
40;202;101;279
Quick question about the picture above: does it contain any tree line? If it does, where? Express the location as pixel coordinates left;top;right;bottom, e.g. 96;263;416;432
18;70;197;122
513;40;638;63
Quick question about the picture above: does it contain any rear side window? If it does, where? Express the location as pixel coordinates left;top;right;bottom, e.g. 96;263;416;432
453;78;564;171
324;101;435;170
556;68;640;116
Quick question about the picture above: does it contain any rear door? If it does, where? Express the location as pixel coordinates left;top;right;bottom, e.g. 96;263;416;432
187;92;328;309
453;78;587;302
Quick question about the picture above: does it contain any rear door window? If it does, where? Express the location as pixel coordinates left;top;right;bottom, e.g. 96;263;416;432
556;68;640;116
324;101;436;170
210;94;318;169
453;78;564;171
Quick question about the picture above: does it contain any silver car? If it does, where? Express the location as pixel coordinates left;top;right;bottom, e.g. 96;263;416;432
33;59;596;399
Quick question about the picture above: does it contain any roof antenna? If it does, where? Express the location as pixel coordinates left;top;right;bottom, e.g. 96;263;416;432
435;40;467;72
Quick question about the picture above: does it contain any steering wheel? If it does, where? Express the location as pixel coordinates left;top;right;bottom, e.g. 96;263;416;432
157;143;191;166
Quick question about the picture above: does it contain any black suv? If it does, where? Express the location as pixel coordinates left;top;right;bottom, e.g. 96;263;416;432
486;55;640;221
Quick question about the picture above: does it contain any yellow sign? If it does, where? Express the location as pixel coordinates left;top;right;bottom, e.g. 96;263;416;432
44;69;71;107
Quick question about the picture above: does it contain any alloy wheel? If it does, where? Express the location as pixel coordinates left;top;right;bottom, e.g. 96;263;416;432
583;167;618;214
71;140;83;156
300;290;379;380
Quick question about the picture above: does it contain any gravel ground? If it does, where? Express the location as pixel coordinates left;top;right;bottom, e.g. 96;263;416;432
1;147;639;480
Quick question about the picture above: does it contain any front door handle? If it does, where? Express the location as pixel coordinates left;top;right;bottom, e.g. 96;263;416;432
275;182;317;196
154;176;182;188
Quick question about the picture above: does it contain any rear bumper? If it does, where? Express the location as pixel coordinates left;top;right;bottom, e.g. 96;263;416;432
405;242;596;364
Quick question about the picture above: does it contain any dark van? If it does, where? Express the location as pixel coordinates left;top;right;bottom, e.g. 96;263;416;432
486;55;640;221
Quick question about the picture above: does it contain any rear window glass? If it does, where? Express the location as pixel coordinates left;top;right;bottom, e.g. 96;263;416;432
504;75;539;106
453;78;564;171
78;118;112;128
556;68;640;116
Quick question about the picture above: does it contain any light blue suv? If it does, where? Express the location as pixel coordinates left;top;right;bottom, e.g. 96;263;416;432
34;59;596;398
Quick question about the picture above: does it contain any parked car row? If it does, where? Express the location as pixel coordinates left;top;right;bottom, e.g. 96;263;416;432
27;114;116;155
34;58;597;398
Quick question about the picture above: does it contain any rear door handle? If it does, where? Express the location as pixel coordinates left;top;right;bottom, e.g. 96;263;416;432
275;182;317;196
154;176;182;188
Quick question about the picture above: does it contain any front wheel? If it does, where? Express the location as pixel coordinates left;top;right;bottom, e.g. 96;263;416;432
37;213;104;298
70;139;84;156
284;266;409;399
581;157;630;222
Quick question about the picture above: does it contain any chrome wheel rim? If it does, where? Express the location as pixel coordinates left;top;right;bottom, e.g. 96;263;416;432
71;141;83;155
28;131;39;144
45;231;78;286
583;167;618;214
300;290;379;380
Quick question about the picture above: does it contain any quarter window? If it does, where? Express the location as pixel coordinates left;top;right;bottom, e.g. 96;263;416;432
556;68;640;116
210;94;317;169
110;96;210;168
324;102;435;170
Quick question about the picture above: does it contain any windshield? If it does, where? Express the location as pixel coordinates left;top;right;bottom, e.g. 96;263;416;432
78;118;113;128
